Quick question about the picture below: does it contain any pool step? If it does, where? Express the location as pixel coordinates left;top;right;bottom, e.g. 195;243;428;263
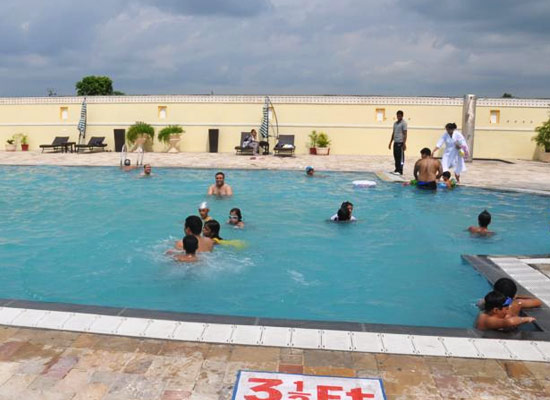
375;171;406;183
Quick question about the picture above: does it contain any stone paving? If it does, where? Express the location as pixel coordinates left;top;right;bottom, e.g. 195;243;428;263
0;327;548;400
0;151;549;194
1;151;550;399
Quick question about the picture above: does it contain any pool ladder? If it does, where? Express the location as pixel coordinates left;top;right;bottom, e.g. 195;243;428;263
120;144;144;167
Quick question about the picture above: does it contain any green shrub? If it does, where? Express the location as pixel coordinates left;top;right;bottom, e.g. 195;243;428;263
157;125;184;144
316;132;331;148
127;122;155;144
308;130;318;147
533;118;550;152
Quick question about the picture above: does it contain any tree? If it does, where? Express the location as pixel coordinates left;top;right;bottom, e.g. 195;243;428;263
112;90;126;95
75;76;114;96
502;93;513;98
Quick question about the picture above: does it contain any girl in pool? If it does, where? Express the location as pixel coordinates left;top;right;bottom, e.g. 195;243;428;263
228;208;245;228
203;220;223;243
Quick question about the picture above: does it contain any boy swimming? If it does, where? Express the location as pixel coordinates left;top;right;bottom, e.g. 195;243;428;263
468;210;494;236
174;235;199;263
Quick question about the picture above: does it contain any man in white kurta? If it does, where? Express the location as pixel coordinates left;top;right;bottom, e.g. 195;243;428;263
432;123;469;182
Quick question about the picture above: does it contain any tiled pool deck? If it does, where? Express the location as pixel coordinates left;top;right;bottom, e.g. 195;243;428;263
1;151;549;398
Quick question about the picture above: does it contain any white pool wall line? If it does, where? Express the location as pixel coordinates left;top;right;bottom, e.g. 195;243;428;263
1;306;549;363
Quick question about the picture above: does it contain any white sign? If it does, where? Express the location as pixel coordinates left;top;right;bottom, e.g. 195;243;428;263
232;370;386;400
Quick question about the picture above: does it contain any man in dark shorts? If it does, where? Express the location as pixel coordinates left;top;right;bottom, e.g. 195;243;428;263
388;110;408;175
413;148;443;190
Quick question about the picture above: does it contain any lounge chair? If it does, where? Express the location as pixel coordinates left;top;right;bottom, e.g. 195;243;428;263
273;135;295;157
234;132;270;155
235;132;255;156
76;136;107;153
39;136;70;153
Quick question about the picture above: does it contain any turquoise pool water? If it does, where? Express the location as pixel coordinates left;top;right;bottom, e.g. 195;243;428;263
0;166;548;328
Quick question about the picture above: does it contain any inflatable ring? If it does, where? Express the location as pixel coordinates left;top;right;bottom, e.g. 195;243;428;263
352;180;377;188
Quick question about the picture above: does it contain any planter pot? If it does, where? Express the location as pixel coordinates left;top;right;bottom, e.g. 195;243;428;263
309;147;317;155
167;134;181;153
5;144;16;151
315;147;330;155
21;144;29;151
535;146;550;162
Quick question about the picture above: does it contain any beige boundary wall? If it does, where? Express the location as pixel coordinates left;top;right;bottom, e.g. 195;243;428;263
0;95;548;159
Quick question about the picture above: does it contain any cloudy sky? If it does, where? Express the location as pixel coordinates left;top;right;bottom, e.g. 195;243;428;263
1;0;549;97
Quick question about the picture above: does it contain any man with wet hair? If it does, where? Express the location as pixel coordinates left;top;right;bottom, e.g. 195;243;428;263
413;147;443;190
140;164;153;177
468;210;494;235
476;290;535;331
388;110;408;175
208;171;233;196
175;216;214;252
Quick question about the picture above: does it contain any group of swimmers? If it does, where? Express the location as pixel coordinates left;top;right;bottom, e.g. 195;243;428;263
168;172;245;263
123;160;538;332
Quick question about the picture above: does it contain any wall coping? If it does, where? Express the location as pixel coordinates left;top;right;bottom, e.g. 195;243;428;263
0;95;549;108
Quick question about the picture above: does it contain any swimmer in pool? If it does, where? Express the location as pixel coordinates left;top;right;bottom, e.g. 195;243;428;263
477;277;542;316
228;208;245;228
330;201;356;222
203;219;222;242
475;291;535;331
174;235;199;263
468;210;494;236
413;148;443;190
439;171;456;189
305;166;315;176
208;172;233;196
140;164;153;177
121;159;138;172
175;215;214;252
198;202;212;222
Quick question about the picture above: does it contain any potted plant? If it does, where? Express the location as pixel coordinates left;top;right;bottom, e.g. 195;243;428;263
533;118;550;162
5;138;16;151
308;130;318;155
158;125;184;152
12;133;29;151
127;121;155;151
20;134;29;151
315;132;331;155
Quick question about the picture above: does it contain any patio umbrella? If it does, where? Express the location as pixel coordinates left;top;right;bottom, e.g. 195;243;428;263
259;96;269;140
77;98;87;145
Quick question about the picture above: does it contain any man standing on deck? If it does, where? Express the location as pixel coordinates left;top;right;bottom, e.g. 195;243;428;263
388;110;408;175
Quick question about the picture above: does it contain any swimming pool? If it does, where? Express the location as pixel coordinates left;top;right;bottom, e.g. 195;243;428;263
0;166;548;329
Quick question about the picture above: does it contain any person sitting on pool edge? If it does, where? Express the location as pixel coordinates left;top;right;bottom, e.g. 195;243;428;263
198;202;212;222
468;210;494;236
175;215;213;252
174;235;199;263
413;148;443;190
208;171;233;196
228;208;245;228
476;290;535;331
331;201;356;222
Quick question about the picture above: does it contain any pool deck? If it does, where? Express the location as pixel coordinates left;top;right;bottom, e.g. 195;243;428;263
1;151;550;398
